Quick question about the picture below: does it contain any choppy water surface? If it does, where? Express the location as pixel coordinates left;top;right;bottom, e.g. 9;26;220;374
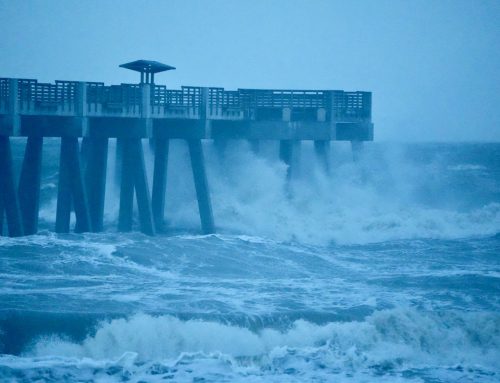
1;141;499;382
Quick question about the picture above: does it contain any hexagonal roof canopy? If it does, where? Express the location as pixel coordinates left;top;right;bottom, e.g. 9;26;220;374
119;60;176;74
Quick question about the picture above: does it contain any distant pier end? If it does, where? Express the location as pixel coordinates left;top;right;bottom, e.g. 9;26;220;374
0;60;373;237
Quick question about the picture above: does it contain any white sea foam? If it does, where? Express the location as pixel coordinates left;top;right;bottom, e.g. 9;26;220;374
0;232;118;259
157;141;500;245
32;141;500;245
16;309;498;382
448;164;486;171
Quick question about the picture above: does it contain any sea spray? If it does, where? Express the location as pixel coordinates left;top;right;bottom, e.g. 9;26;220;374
30;140;500;244
0;309;495;382
1;142;499;382
29;309;499;365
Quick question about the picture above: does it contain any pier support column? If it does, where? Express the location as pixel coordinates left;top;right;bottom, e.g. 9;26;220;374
314;140;331;174
0;136;24;237
55;140;72;233
18;136;43;235
114;138;123;187
55;137;91;234
133;140;155;236
85;137;108;232
279;140;301;180
152;138;169;232
248;140;260;154
213;138;227;158
80;137;91;170
118;139;155;236
188;139;215;234
148;138;156;153
351;141;364;162
118;139;134;232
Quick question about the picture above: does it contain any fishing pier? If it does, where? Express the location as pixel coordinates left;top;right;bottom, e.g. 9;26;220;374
0;60;373;237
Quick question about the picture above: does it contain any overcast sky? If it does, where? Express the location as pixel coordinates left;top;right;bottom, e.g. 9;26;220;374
0;0;498;141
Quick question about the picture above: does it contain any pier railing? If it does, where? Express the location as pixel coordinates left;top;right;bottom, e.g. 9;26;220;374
0;78;371;122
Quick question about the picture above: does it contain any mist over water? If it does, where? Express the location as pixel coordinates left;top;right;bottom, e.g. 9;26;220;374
32;138;500;244
203;141;500;244
1;140;499;382
95;139;499;245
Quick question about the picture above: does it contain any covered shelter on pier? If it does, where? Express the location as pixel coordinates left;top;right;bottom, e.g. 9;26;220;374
119;60;175;84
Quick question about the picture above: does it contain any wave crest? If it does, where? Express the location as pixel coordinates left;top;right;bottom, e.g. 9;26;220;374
30;308;500;370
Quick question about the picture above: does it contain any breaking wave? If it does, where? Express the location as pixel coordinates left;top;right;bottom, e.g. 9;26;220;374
28;141;500;245
1;309;497;382
3;141;499;382
149;141;500;244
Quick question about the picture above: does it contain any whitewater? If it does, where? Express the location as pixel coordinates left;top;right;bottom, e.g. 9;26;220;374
0;140;499;382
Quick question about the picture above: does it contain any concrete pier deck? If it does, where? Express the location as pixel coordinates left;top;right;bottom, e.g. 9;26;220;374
0;79;372;140
0;74;373;237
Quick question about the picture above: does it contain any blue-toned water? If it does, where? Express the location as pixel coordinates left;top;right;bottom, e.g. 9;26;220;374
1;141;499;382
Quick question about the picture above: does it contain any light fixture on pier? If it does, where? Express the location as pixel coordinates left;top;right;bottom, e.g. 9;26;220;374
119;60;176;84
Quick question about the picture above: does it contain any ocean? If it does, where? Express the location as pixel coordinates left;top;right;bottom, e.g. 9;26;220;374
0;140;499;382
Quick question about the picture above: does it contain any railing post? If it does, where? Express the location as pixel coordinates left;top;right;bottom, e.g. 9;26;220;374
141;83;152;137
141;83;151;118
76;82;88;136
200;87;211;138
200;87;209;120
363;92;374;140
366;92;372;121
315;108;330;174
76;82;87;115
8;79;20;136
329;91;337;140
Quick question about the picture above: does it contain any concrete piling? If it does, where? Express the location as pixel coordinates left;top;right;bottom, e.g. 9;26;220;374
213;139;227;158
132;139;155;236
18;136;43;235
279;140;292;168
55;137;91;234
0;136;24;237
118;139;155;235
314;140;330;174
118;139;135;232
55;139;72;233
279;140;301;180
114;138;123;187
249;140;260;154
152;138;169;232
351;141;364;162
188;139;215;234
85;137;108;232
80;137;91;170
